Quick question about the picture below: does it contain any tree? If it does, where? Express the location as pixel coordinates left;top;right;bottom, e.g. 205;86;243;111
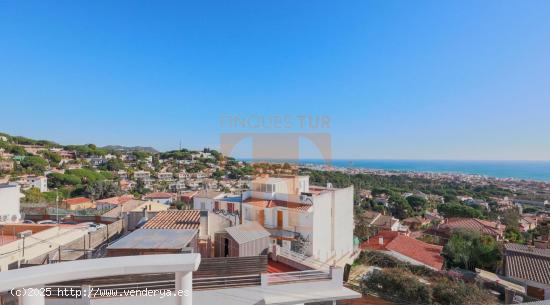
443;229;502;271
438;203;484;219
41;150;62;165
432;277;497;305
362;268;431;304
22;187;45;203
133;178;149;195
407;195;428;212
99;158;125;171
20;156;49;173
47;172;81;187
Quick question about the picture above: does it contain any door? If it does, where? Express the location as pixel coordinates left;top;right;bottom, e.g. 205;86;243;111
277;210;283;229
224;238;229;257
258;209;265;226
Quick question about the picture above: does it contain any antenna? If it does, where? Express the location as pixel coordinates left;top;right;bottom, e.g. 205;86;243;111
179;140;182;151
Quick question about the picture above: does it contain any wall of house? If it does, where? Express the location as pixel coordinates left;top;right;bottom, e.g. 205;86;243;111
312;192;332;262
332;186;355;261
238;236;270;257
0;184;22;223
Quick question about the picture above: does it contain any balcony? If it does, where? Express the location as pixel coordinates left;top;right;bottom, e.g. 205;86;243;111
0;254;359;305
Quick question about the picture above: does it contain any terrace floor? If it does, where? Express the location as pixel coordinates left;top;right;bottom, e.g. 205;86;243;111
267;258;299;273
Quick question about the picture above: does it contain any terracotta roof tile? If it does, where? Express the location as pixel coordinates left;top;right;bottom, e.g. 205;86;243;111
96;195;134;205
361;231;444;270
144;192;175;199
63;197;91;205
505;243;550;285
440;218;505;238
142;210;201;230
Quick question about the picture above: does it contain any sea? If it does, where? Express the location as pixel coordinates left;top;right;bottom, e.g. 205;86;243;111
243;159;550;182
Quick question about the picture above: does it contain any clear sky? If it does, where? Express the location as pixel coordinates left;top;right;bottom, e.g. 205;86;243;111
1;1;550;160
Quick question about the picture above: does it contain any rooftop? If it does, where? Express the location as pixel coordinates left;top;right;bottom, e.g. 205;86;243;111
439;218;505;237
225;222;270;244
96;194;134;205
107;229;197;250
144;192;175;199
63;197;91;205
142;210;201;230
362;231;444;270
504;243;550;285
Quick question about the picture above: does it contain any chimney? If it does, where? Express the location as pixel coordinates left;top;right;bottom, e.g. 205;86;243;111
378;237;384;245
199;210;209;238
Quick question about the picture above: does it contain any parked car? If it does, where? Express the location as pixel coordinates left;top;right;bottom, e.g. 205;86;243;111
37;220;57;225
22;220;35;224
81;222;106;232
60;221;78;225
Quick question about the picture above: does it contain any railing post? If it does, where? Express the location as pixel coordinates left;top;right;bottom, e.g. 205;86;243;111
19;287;44;305
175;271;192;305
261;273;269;287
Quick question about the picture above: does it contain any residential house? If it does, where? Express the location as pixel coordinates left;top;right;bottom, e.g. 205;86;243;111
117;170;127;179
241;175;355;264
158;171;174;182
402;216;430;231
95;195;135;210
520;215;539;232
361;230;444;270
126;201;170;231
214;221;270;257
0;160;14;172
25;175;48;192
119;179;135;191
504;243;550;300
142;209;231;258
361;211;400;231
144;192;176;205
0;183;23;223
62;197;93;210
134;170;151;180
435;218;506;240
193;190;242;224
88;156;106;167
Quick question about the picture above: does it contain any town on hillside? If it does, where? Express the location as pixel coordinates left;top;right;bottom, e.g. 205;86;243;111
1;132;550;305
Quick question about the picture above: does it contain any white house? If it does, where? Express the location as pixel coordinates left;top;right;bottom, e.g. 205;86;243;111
144;192;175;205
193;190;242;225
241;175;355;265
0;183;24;223
134;170;151;180
26;175;48;192
157;171;174;182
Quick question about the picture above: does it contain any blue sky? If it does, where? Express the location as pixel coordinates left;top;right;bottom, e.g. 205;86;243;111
1;1;550;160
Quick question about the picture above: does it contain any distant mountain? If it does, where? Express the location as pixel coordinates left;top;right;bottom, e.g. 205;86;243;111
101;145;159;153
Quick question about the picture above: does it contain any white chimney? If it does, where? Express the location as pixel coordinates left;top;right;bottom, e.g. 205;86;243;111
378;237;384;245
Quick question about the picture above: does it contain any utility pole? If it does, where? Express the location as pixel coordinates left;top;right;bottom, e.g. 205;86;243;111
55;188;60;223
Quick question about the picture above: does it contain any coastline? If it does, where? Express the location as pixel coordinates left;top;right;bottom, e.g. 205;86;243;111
241;159;550;183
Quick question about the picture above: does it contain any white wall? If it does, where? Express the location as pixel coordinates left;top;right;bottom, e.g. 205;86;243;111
312;192;332;262
0;183;23;223
332;186;354;260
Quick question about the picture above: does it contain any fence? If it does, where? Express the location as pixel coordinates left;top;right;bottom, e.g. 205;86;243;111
265;269;331;285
